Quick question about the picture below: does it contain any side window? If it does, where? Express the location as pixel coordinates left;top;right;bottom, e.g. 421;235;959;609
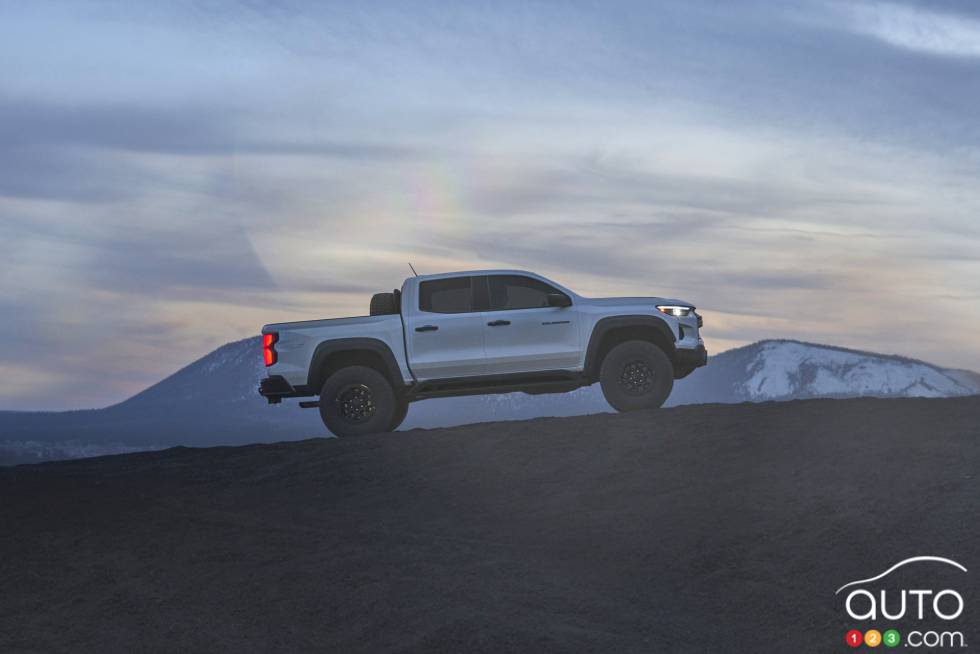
419;277;477;313
487;275;567;311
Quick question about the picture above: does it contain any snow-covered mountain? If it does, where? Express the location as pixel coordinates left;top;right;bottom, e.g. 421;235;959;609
745;341;969;398
667;339;980;405
1;337;977;464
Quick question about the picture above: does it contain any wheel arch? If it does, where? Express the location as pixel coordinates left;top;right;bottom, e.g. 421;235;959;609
584;315;677;381
308;338;404;392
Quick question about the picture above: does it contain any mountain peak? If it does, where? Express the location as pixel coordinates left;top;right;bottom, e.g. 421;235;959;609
118;336;262;409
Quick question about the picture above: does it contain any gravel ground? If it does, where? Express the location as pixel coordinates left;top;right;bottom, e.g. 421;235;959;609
2;396;978;653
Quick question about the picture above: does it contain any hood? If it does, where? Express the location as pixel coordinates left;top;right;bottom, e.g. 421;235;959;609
580;296;693;308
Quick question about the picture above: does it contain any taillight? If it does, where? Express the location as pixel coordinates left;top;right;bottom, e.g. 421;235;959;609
263;332;278;366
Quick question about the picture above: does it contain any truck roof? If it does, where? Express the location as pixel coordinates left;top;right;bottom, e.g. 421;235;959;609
414;269;540;281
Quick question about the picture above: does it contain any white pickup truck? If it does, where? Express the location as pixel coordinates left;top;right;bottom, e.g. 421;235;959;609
260;270;706;436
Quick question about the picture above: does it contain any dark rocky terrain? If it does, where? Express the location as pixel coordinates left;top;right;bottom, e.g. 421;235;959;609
2;396;978;653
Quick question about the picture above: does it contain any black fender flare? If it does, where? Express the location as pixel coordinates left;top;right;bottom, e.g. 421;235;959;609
583;315;677;377
307;338;404;390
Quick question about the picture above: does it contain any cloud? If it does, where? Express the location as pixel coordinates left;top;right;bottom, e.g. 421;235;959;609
843;2;980;58
0;145;144;203
0;95;421;159
88;226;278;295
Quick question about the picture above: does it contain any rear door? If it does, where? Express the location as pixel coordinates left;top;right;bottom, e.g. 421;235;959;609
403;276;487;380
481;274;581;375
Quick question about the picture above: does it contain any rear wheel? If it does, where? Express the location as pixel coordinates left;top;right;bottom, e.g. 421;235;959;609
599;340;674;412
319;366;397;437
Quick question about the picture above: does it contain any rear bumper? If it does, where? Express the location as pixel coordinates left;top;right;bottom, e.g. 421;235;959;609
675;344;708;370
259;376;292;404
258;376;314;404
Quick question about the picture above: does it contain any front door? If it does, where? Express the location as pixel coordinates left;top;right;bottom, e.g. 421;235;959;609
481;274;581;375
404;275;487;380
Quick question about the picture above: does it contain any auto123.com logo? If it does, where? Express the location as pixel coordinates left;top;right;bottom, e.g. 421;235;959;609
838;556;968;649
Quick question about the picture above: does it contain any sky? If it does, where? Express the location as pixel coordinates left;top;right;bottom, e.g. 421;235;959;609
2;0;979;410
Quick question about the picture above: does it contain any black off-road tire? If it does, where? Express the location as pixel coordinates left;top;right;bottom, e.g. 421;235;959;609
389;399;409;431
319;366;397;437
599;340;674;412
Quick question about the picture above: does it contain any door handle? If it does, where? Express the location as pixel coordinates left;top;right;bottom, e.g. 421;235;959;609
487;319;511;327
415;325;439;332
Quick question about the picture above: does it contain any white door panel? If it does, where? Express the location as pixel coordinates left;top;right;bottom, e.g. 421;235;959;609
482;307;581;374
405;312;486;379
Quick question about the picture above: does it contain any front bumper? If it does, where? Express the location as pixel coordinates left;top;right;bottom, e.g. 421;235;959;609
675;344;708;370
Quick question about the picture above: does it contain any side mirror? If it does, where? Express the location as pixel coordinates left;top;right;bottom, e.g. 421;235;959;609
547;293;572;308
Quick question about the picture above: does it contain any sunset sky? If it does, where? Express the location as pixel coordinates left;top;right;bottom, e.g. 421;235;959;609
2;0;979;410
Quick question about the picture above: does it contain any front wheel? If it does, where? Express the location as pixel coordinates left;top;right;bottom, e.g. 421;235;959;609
599;340;674;412
389;398;409;431
319;366;397;437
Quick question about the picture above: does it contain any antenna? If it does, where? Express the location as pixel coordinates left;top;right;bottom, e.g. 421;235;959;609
408;262;419;277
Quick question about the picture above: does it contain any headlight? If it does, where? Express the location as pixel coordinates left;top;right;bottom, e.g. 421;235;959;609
656;305;693;317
